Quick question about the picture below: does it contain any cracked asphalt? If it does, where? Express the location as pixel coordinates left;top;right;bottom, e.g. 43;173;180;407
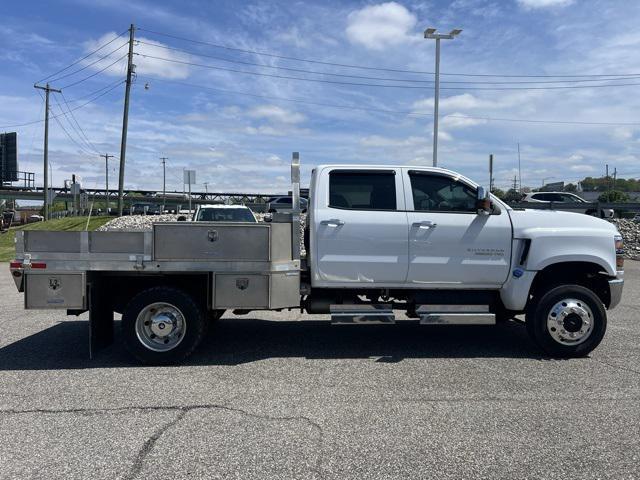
0;263;639;479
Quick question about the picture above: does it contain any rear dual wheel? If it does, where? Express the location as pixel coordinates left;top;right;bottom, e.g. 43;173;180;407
526;284;607;358
122;287;207;365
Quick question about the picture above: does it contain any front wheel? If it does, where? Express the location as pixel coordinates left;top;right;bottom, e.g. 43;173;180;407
526;284;607;358
122;287;207;365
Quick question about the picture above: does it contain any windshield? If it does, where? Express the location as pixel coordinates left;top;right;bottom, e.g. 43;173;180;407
196;208;255;222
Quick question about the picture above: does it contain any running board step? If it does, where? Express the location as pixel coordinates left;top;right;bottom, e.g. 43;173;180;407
417;305;495;325
330;304;395;324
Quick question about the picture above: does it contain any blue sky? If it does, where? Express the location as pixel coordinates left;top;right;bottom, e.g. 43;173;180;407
2;0;639;194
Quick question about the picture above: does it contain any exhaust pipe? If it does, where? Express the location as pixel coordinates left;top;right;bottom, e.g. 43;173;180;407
291;152;301;261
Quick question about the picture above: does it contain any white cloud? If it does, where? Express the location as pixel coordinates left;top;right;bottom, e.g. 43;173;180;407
346;2;418;50
359;135;424;148
248;105;305;124
441;113;487;128
517;0;574;9
82;33;190;80
569;164;595;172
412;91;542;113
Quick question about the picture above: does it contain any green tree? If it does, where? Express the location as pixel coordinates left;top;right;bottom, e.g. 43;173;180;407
503;189;523;203
598;190;629;203
491;188;506;199
564;183;577;192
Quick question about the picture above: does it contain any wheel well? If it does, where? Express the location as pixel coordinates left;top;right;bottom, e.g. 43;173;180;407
529;262;611;308
89;273;210;313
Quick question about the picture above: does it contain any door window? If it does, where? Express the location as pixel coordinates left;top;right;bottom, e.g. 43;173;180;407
561;194;582;203
329;171;396;210
408;172;476;213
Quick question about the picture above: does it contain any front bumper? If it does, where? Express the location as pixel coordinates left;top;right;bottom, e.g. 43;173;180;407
608;271;624;309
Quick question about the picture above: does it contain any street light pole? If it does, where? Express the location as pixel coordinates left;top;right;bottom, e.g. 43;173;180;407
160;157;167;212
424;28;462;168
100;154;114;213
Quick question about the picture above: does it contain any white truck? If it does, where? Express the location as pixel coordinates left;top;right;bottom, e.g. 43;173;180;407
9;155;624;364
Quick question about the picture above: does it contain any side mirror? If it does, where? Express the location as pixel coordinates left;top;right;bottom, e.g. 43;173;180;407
476;187;491;214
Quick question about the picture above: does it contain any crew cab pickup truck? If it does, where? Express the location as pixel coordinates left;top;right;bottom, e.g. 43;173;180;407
9;154;624;364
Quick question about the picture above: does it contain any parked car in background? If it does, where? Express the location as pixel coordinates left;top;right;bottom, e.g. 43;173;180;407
131;203;161;215
27;214;44;223
193;204;257;222
522;192;614;218
267;196;308;213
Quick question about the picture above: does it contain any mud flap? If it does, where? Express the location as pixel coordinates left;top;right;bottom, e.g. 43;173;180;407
88;281;114;359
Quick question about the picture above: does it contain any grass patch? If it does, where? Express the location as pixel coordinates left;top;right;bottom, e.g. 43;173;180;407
0;216;114;262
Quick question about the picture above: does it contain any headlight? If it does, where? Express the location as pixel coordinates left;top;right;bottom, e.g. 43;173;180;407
615;234;624;270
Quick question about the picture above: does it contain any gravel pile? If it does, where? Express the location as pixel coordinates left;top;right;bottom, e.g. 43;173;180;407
611;219;640;259
96;214;180;231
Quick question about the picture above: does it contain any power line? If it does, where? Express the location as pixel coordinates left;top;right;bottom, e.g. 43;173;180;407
59;92;102;154
49;41;129;84
35;29;128;84
135;40;640;86
64;78;127;103
0;80;124;129
52;94;97;154
137;53;640;91
60;53;128;89
137;27;640;79
139;75;640;127
50;99;97;157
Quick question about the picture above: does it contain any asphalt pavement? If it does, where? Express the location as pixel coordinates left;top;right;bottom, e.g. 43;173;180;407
0;263;639;479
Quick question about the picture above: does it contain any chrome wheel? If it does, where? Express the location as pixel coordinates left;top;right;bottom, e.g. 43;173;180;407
546;298;594;346
135;302;186;352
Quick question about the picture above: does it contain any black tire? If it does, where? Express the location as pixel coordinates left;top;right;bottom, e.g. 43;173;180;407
525;284;606;358
121;287;207;365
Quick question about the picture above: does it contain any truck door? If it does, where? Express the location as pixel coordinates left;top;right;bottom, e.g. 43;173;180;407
312;168;408;286
402;169;512;287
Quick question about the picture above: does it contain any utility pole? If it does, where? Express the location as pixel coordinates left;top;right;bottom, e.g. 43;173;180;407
203;182;208;194
512;175;518;192
34;83;61;221
489;154;494;192
517;142;522;192
117;24;136;216
424;27;462;167
606;164;610;200
100;154;114;213
613;167;617;192
160;157;167;212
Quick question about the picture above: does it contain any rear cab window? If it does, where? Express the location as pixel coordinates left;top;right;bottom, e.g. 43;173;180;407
329;170;397;210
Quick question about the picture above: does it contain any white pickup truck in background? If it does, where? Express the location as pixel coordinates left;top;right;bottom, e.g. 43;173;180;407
9;155;624;364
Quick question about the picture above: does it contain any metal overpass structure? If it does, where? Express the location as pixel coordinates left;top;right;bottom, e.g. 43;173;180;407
0;185;279;208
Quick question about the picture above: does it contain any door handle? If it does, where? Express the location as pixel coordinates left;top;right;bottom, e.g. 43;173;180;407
320;219;345;227
412;221;437;229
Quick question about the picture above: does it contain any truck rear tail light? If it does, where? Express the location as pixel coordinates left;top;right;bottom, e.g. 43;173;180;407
9;260;46;269
615;235;624;269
